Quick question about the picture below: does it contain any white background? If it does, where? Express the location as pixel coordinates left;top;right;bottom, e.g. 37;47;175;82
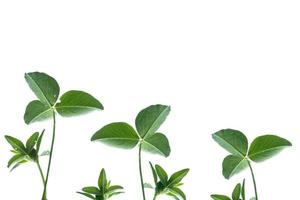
0;0;299;199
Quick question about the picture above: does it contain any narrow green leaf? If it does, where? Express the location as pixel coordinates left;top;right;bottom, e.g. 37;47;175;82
222;155;248;179
212;129;248;157
135;104;170;138
211;195;231;200
5;135;27;154
149;162;158;184
82;187;101;195
8;154;25;168
167;192;180;200
106;185;123;193
36;130;45;153
168;168;189;187
91;122;140;149
26;132;39;151
241;179;245;200
142;133;170;157
25;72;60;106
24;100;53;124
77;192;95;199
155;165;168;186
98;169;107;191
232;183;241;200
107;191;123;198
56;90;103;117
106;185;124;198
248;135;292;162
168;187;186;200
10;160;27;172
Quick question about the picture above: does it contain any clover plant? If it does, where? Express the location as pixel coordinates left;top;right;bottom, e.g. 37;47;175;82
147;162;189;200
212;129;292;200
77;168;124;200
211;179;246;200
5;131;46;184
5;72;103;200
91;104;172;200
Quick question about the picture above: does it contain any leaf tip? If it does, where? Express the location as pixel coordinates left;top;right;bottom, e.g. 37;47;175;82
23;117;30;125
4;135;11;142
24;72;29;78
90;133;97;141
184;168;190;173
224;175;230;180
164;151;171;158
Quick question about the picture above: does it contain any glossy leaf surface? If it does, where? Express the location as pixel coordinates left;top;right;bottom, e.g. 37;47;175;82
91;122;139;149
142;133;170;157
248;135;292;162
232;183;241;200
222;155;248;179
25;72;60;106
26;132;39;151
168;168;189;187
56;90;103;117
24;100;53;124
135;104;170;138
212;129;248;157
5;136;27;154
155;164;168;186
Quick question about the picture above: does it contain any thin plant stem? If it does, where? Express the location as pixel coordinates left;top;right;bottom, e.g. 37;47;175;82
42;110;56;200
139;143;146;200
153;193;157;200
37;160;46;186
247;160;258;200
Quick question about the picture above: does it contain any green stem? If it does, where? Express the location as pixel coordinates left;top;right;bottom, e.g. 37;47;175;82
37;160;46;186
138;143;146;200
42;111;56;200
153;193;157;200
247;160;258;200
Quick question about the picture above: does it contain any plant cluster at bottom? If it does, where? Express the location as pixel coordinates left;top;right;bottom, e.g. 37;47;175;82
78;169;124;200
210;129;292;200
211;179;246;200
90;104;190;200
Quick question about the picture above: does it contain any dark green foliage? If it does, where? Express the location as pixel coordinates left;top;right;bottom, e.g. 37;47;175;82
91;104;171;200
24;72;103;124
211;180;246;200
77;169;124;200
212;129;292;200
148;162;189;200
91;104;171;157
212;129;292;179
5;131;45;171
